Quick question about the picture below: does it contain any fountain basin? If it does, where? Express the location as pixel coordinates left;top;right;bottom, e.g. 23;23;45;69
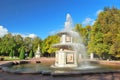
1;60;120;76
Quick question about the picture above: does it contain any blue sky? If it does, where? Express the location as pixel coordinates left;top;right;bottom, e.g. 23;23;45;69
0;0;120;39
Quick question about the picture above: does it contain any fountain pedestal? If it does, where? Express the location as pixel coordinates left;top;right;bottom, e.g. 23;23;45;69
55;50;77;67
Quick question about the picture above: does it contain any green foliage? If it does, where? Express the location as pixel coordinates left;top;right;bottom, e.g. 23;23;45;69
13;50;15;57
88;7;120;59
31;37;42;53
29;50;34;58
9;50;15;58
9;50;13;58
41;35;59;55
19;48;25;59
74;24;91;46
0;33;42;57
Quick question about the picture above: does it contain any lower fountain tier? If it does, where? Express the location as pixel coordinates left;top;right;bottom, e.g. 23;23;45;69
54;50;78;68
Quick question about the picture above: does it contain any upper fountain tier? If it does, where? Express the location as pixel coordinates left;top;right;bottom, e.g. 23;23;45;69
53;31;80;50
57;13;79;38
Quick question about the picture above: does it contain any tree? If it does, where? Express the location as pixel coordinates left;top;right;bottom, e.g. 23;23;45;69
13;35;23;57
19;48;25;59
13;50;15;58
0;33;17;56
9;50;13;58
88;7;120;59
42;35;59;56
74;24;91;46
24;37;32;53
0;33;43;57
29;50;34;58
31;37;42;53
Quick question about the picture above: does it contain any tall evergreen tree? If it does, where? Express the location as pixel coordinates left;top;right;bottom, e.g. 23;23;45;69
29;50;34;58
9;50;13;58
19;48;25;59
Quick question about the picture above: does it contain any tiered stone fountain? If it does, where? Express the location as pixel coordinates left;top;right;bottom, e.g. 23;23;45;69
52;14;82;68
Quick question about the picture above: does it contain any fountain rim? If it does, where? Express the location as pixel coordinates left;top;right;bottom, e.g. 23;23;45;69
1;60;120;76
0;62;120;76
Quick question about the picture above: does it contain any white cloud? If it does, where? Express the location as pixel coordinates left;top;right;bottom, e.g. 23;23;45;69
96;9;103;16
28;34;37;38
0;25;37;38
12;33;37;38
82;18;95;26
0;26;8;37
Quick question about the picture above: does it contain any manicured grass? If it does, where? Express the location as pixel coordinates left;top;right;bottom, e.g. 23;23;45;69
3;56;20;61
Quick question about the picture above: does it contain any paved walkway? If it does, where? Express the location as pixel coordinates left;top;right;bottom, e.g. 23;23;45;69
0;70;120;80
0;61;11;65
1;59;120;80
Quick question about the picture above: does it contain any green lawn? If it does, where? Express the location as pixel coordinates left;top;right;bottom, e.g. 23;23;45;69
3;56;20;61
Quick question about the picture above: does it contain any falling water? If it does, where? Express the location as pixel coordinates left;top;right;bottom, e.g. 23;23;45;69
52;13;97;69
63;13;90;68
